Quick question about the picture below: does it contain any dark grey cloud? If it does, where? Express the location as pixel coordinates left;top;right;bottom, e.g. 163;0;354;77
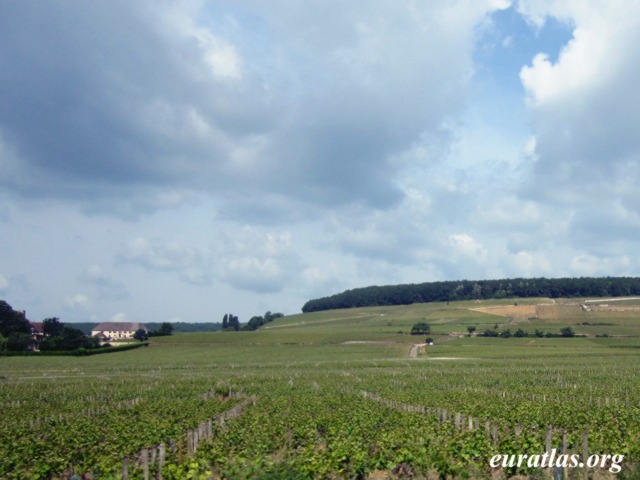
0;1;270;198
0;1;496;221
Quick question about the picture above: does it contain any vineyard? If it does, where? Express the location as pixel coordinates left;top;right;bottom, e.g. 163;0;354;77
1;299;640;479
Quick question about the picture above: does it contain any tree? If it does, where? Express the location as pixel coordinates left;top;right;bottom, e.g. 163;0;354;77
467;326;476;335
133;328;149;341
246;316;264;331
500;329;512;339
560;327;575;338
222;314;229;329
264;311;283;324
514;328;528;337
410;322;431;335
158;322;173;336
0;301;30;337
40;327;97;351
228;315;240;331
7;332;32;351
241;311;284;331
43;317;64;337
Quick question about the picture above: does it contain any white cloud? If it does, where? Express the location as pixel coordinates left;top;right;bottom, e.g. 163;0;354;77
66;294;90;310
448;234;488;262
0;274;9;293
218;227;304;293
511;250;552;276
111;312;127;323
570;254;631;277
516;0;640;253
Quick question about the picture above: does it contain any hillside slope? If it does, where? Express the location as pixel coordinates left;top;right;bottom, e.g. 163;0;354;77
302;276;640;312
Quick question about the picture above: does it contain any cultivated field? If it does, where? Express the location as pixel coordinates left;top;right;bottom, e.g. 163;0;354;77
2;298;640;479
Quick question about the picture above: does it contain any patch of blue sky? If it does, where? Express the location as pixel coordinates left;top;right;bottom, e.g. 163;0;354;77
466;4;574;148
475;4;574;94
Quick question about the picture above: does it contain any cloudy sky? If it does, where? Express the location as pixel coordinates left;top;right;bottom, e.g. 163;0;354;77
1;1;639;324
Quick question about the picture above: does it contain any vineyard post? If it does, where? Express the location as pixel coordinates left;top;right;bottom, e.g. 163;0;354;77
141;446;149;480
158;443;165;480
121;455;129;480
545;426;553;454
582;431;588;480
150;445;157;467
187;430;194;456
562;429;568;480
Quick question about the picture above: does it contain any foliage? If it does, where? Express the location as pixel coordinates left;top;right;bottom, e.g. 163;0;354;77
0;300;31;337
43;317;64;337
302;276;640;312
410;322;431;335
500;329;512;338
133;328;149;341
514;328;528;337
243;311;284;331
149;322;174;337
40;326;99;351
222;314;240;331
6;331;32;351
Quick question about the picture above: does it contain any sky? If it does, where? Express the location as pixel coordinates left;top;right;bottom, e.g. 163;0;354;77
1;1;639;325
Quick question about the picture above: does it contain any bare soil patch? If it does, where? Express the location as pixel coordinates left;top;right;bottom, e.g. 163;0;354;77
470;304;537;319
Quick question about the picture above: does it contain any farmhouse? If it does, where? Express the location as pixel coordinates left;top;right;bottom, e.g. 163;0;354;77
29;321;45;349
91;322;148;342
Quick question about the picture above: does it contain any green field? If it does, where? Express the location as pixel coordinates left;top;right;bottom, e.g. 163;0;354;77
2;298;640;479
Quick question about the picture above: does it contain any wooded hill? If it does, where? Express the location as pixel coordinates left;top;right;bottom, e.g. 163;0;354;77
301;276;640;312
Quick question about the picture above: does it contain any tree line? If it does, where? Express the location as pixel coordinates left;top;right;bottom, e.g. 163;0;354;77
0;300;99;352
301;277;640;312
221;311;284;331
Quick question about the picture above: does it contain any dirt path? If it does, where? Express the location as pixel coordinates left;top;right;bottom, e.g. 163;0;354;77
261;314;368;329
409;343;426;358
